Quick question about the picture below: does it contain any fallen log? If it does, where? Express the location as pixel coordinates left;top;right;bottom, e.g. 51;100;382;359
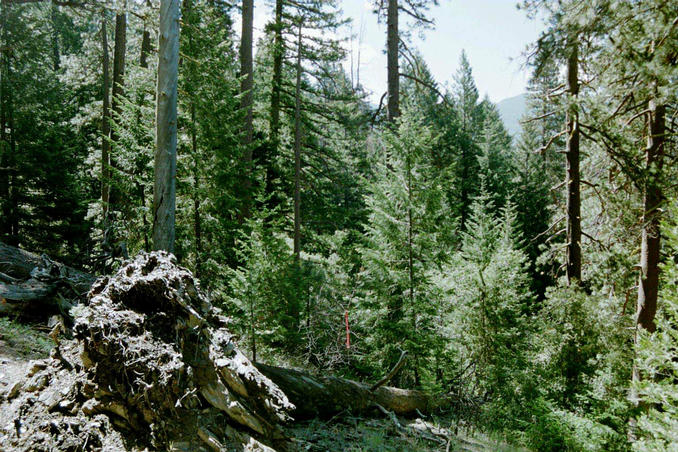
255;362;444;419
0;241;95;318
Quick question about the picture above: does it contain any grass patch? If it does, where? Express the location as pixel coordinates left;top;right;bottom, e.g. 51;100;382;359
0;317;53;359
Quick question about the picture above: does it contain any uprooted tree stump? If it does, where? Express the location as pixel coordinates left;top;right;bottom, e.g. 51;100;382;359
0;250;452;451
1;252;294;451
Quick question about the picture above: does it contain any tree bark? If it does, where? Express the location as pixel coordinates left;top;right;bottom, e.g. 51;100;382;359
293;19;302;262
139;0;152;69
101;12;111;222
239;0;254;220
110;3;127;146
635;99;665;333
152;0;180;253
269;0;283;151
386;0;399;122
255;363;446;418
50;1;60;71
565;39;581;285
0;7;19;245
138;0;152;249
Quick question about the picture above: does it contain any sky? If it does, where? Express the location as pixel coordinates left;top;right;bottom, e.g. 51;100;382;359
240;0;544;104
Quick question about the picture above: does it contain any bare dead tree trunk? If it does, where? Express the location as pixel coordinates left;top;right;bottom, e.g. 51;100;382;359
293;19;302;262
386;0;399;122
0;241;95;317
565;39;582;285
636;99;665;334
239;0;254;220
152;0;180;253
101;11;111;222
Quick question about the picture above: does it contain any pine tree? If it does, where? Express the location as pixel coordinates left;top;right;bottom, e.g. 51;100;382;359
176;0;241;275
476;101;513;211
444;189;532;425
359;106;449;387
0;1;92;264
452;51;483;230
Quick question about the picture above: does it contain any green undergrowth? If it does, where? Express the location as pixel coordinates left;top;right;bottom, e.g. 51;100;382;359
0;317;53;359
288;415;529;452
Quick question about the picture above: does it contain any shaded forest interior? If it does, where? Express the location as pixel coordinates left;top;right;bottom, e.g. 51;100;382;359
0;0;677;451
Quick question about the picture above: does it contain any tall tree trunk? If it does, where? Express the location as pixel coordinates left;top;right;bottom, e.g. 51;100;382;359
293;20;302;262
107;2;127;216
565;40;581;285
110;3;127;143
138;0;152;249
240;0;254;220
140;0;152;69
152;0;180;253
386;0;399;122
191;102;202;278
636;99;665;334
101;12;111;222
50;1;60;71
629;96;666;441
0;8;11;241
269;0;283;151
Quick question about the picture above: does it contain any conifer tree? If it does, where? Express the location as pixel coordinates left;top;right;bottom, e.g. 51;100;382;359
239;0;254;219
359;106;449;386
270;0;350;261
444;189;532;422
452;51;483;229
476;101;513;211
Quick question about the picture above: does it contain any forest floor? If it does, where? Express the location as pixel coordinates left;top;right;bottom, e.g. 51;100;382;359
0;318;525;452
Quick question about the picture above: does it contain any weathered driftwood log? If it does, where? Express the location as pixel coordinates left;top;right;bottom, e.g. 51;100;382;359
255;363;444;419
0;241;95;317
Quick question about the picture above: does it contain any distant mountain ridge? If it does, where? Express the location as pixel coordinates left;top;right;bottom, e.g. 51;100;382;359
496;93;527;138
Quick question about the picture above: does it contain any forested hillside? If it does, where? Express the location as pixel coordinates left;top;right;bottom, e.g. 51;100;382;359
0;0;677;450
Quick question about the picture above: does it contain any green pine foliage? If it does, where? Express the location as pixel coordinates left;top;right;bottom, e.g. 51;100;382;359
440;192;533;425
358;106;450;387
0;2;92;265
3;1;678;450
